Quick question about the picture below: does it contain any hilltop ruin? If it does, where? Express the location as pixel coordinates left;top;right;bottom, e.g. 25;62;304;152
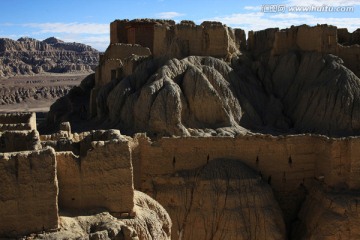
2;19;360;239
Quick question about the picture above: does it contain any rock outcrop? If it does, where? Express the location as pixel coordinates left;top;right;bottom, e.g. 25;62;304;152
149;158;286;239
89;52;360;137
30;191;171;240
0;37;99;77
95;56;247;137
293;183;360;240
41;73;95;133
252;52;360;136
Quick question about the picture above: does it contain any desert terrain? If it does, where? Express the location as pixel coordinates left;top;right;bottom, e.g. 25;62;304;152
0;73;88;112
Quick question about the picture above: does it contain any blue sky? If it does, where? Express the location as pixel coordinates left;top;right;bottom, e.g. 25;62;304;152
0;0;359;51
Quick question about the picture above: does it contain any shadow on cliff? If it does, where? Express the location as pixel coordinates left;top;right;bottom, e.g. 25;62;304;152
42;52;360;137
38;73;97;134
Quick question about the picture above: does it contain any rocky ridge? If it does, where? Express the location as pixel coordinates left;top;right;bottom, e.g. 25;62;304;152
86;52;359;137
0;37;99;77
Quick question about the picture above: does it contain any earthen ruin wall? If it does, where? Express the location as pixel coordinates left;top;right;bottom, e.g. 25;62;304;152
0;148;59;237
56;139;134;214
152;24;169;57
0;130;41;152
104;44;151;61
97;58;122;87
0;123;34;131
260;24;360;77
271;25;338;56
96;44;151;87
337;44;360;77
0;112;36;131
134;135;360;192
110;20;129;45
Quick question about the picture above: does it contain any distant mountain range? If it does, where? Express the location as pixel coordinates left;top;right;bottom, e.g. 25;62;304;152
0;37;99;77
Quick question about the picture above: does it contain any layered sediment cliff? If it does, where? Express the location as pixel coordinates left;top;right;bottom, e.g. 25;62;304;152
0;37;99;77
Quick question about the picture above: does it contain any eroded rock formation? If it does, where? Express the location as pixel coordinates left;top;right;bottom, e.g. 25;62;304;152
0;37;99;77
32;191;171;240
41;73;95;133
88;52;360;137
41;21;360;138
293;183;360;239
151;158;286;239
253;52;360;136
96;56;247;137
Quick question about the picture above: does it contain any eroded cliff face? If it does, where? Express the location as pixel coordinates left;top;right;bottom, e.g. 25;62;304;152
252;52;360;136
293;183;360;240
31;191;171;240
96;56;247;137
91;52;360;137
147;158;286;240
0;37;99;77
40;73;95;133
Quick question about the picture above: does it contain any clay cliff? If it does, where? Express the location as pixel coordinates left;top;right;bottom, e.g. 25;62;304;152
87;52;359;137
151;158;286;239
293;183;360;239
0;37;99;77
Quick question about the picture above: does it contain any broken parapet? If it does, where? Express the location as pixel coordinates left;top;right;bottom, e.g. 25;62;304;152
153;20;240;59
109;19;242;59
0;112;36;131
0;130;41;152
249;24;360;77
338;28;360;46
0;148;59;237
97;19;243;88
95;43;151;87
110;19;175;46
55;129;135;217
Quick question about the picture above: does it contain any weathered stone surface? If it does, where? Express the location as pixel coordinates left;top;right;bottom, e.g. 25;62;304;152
42;22;360;138
32;191;171;240
0;148;59;237
109;19;239;60
133;134;360;229
0;112;36;131
96;56;247;137
145;158;286;239
293;183;360;240
56;130;134;214
255;52;360;136
0;130;41;152
122;191;172;240
91;51;360;137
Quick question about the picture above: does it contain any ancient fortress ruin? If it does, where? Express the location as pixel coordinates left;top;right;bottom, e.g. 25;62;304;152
2;112;360;239
95;20;360;88
2;20;360;239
